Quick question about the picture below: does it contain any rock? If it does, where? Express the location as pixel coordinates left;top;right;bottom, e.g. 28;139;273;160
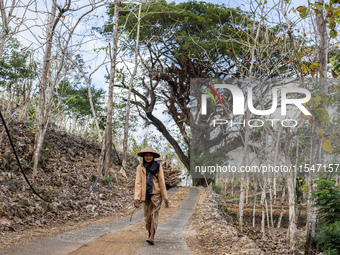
9;203;26;217
19;198;32;207
68;148;75;157
0;217;11;226
47;202;59;213
26;206;35;214
35;204;45;214
242;242;258;249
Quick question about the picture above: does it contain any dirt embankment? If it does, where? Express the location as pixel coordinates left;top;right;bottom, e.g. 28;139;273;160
183;187;263;255
0;120;138;250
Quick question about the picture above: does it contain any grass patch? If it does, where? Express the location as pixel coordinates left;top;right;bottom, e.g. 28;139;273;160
101;176;112;185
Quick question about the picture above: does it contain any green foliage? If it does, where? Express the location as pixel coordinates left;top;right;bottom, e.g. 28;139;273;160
91;174;97;182
44;189;54;201
0;38;36;89
193;149;230;166
28;104;36;134
315;222;340;255
107;1;241;37
333;53;340;73
312;179;340;254
53;54;106;132
212;184;222;194
95;89;138;132
297;1;340;38
100;1;292;169
0;37;36;115
312;179;340;224
101;176;112;185
102;0;251;75
61;83;105;122
129;136;148;156
298;6;309;19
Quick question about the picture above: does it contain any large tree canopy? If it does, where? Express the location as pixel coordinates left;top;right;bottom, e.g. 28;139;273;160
102;0;293;170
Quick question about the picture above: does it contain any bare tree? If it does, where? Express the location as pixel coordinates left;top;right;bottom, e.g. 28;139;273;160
64;53;107;143
285;130;298;254
99;0;120;177
276;178;286;228
238;109;250;232
32;0;105;181
0;0;35;121
260;175;268;238
305;1;330;254
252;177;258;228
0;0;34;57
120;0;142;177
33;1;61;181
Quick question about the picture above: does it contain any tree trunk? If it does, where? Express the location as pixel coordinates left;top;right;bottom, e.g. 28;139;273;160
99;0;120;177
238;174;245;232
0;0;14;57
273;127;282;205
238;109;250;232
265;197;270;228
231;173;234;197
32;2;57;182
305;125;319;255
252;177;257;228
146;111;190;169
269;179;274;228
285;140;298;255
121;0;142;177
73;112;78;133
245;174;249;204
261;178;266;238
305;1;329;254
277;180;286;228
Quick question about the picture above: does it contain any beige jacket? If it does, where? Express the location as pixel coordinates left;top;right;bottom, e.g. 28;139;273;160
134;163;168;201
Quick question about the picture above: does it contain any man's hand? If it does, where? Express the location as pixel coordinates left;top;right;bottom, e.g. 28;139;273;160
134;199;140;208
164;199;169;208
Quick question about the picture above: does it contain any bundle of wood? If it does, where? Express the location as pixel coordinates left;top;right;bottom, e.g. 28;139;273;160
161;161;183;187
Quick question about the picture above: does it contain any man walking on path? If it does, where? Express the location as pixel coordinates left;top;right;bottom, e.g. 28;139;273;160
134;146;169;245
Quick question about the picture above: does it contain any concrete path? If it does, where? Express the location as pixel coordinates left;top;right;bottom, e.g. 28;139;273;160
134;187;200;255
0;187;200;255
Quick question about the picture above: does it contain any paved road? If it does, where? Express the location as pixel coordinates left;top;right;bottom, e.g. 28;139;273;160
134;187;200;255
0;187;200;255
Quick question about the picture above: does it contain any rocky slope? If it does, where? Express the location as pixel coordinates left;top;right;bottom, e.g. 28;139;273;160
0;120;138;246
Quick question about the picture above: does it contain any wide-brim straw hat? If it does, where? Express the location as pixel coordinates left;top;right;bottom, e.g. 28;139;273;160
137;146;160;158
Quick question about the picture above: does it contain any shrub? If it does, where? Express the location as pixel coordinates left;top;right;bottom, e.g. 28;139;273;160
101;176;112;185
312;179;340;254
315;221;340;254
212;184;222;194
44;189;54;200
91;174;97;182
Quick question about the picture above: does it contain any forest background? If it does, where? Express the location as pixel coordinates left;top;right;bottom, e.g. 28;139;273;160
1;0;340;254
